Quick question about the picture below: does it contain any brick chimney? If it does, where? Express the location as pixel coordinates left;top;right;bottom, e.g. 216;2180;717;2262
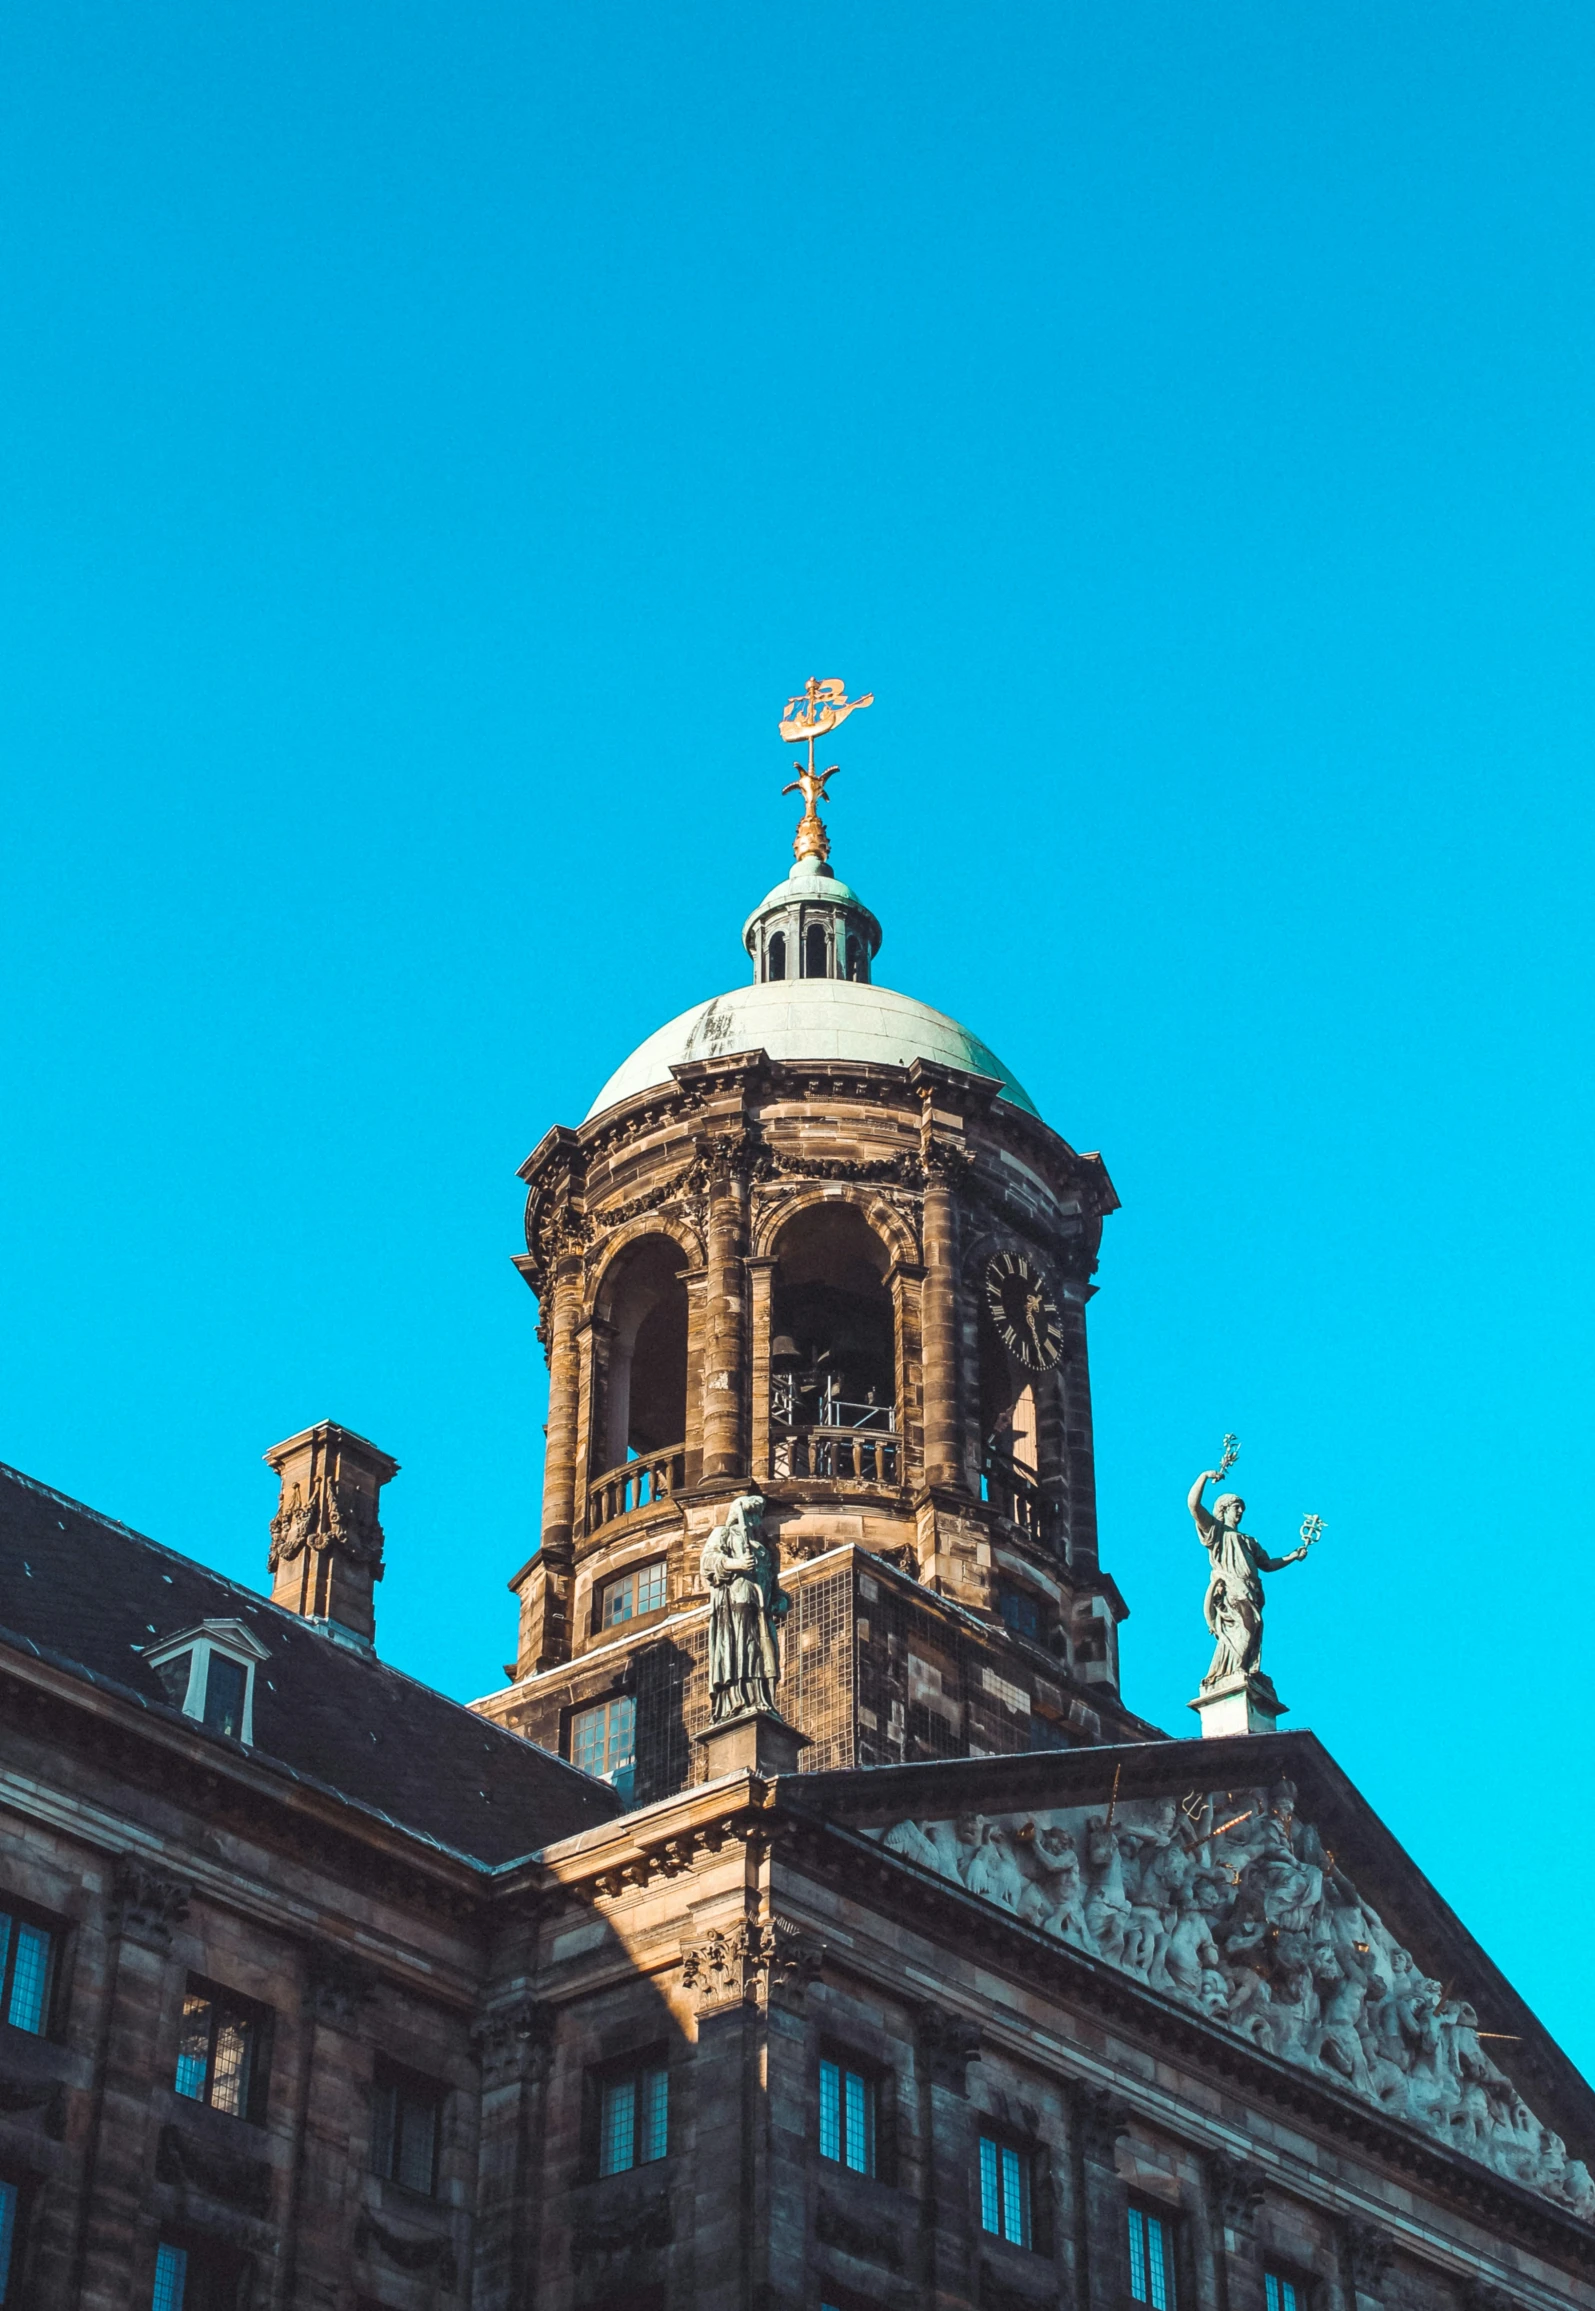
264;1422;398;1644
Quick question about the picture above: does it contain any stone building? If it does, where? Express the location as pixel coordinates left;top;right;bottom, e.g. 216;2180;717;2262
0;731;1591;2311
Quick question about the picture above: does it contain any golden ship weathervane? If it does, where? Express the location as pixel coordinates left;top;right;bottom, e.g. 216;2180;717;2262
779;676;873;864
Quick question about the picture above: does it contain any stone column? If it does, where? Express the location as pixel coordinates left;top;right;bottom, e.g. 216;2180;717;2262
887;1259;926;1490
746;1256;777;1486
701;1153;750;1483
74;1860;190;2311
1204;2150;1267;2311
540;1251;586;1557
572;1313;612;1531
920;1161;963;1492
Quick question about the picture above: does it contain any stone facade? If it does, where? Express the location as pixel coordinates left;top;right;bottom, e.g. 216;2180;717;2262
0;811;1590;2309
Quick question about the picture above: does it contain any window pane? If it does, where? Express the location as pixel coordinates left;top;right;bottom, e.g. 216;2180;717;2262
603;1574;634;1627
599;2076;636;2176
152;2243;188;2311
371;2080;398;2178
605;1696;636;1776
1147;2212;1171;2311
979;2134;1000;2234
818;2059;840;2162
396;2091;437;2193
843;2067;871;2175
208;2013;252;2118
154;1653;193;1709
203;1654;248;1739
636;1561;667;1615
175;1994;212;2101
1001;2142;1028;2247
1128;2207;1148;2302
7;1922;51;2034
1265;2281;1298;2311
0;2179;16;2304
639;2065;668;2163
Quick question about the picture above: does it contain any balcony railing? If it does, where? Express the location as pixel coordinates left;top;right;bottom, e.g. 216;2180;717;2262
587;1447;686;1534
771;1411;900;1486
980;1450;1047;1542
770;1376;895;1432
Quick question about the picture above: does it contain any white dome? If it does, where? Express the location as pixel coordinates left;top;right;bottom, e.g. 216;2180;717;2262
584;978;1038;1121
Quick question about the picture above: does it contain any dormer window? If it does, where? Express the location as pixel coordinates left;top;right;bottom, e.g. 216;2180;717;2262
144;1621;271;1746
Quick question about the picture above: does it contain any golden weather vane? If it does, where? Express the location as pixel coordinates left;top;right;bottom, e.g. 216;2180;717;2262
778;677;874;864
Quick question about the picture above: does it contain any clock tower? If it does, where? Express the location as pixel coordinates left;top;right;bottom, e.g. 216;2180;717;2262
474;697;1154;1796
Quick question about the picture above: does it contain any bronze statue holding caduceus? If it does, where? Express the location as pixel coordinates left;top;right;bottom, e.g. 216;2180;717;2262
1188;1435;1324;1687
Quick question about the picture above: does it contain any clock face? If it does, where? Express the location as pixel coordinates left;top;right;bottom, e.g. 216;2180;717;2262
983;1250;1063;1372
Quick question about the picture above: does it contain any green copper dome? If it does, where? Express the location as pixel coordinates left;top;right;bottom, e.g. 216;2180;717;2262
584;979;1038;1121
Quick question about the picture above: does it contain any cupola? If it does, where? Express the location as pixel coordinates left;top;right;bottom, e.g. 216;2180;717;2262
742;857;882;985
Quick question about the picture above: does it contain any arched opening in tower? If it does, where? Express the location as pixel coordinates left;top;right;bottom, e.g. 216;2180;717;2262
596;1235;689;1471
769;1203;896;1434
803;922;828;979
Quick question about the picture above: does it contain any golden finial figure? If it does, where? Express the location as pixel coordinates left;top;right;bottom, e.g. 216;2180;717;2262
778;677;874;865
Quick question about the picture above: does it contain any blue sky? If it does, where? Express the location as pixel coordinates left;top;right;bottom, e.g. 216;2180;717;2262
3;5;1592;2066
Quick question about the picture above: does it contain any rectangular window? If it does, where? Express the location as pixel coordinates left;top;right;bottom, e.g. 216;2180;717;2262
818;2057;876;2177
174;1981;264;2120
0;2181;16;2304
372;2072;443;2195
997;1586;1043;1643
597;2061;668;2176
1128;2205;1174;2309
570;1695;636;1793
601;1561;667;1628
978;2132;1032;2248
152;2243;187;2311
202;1653;248;1739
0;1910;56;2036
1265;2277;1303;2311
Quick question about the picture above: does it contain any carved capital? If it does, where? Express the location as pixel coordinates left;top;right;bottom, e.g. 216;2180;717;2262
1072;2083;1131;2168
679;1915;824;2011
1206;2149;1266;2236
304;1942;379;2032
916;2003;982;2094
109;1856;189;1948
472;1998;555;2083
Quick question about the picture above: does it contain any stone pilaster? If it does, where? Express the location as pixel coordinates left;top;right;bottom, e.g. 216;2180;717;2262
746;1254;777;1485
75;1859;189;2311
470;1998;555;2311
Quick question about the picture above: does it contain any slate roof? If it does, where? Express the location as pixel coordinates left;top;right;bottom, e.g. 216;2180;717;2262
0;1460;621;1868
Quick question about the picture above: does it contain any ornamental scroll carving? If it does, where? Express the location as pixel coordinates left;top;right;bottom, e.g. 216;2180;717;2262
864;1784;1595;2220
679;1916;824;2010
268;1480;383;1574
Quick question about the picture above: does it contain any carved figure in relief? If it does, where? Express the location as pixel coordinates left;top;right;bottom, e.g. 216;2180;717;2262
1081;1816;1134;1965
1188;1466;1315;1685
1013;1823;1086;1940
699;1494;789;1721
860;1782;1595;2218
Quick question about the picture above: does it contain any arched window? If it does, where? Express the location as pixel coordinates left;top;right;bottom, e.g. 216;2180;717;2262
804;922;828;979
595;1237;689;1473
767;930;786;982
845;933;866;982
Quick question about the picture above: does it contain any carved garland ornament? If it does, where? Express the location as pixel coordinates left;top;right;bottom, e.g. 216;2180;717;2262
679;1915;825;2010
864;1784;1595;2220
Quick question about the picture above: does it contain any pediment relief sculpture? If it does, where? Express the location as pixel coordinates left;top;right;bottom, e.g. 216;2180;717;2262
862;1782;1594;2221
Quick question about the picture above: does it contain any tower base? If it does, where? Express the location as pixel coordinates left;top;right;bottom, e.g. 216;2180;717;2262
695;1710;811;1780
1188;1670;1289;1739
